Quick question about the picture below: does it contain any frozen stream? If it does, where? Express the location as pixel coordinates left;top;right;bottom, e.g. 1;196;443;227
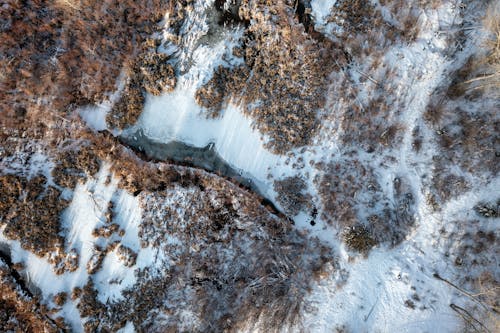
120;129;266;199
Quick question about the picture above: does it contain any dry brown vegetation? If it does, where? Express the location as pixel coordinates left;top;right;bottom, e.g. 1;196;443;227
326;0;423;61
327;63;408;152
474;200;499;218
423;101;498;209
317;160;416;250
273;176;312;216
195;65;250;118
71;177;334;332
195;0;344;154
0;174;68;257
1;122;335;331
343;225;377;254
441;2;500;101
317;159;380;229
419;2;499;213
52;145;100;188
436;219;499;333
0;0;168;127
0;259;63;332
1;114;336;332
463;1;500;98
2;120;331;332
4;0;495;331
107;51;176;129
304;0;429;155
473;272;500;332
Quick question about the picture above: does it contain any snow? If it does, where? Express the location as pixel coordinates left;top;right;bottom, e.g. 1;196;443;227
0;231;84;332
111;191;143;253
132;0;494;331
299;2;499;331
304;175;500;332
133;26;281;196
117;321;136;333
0;163;145;332
303;248;461;332
78;70;127;132
62;165;118;265
93;250;136;304
93;189;144;304
1;0;496;331
79;105;108;132
310;0;336;25
138;97;279;189
0;165;119;332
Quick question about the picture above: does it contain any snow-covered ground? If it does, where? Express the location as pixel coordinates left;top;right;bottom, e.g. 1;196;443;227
1;0;497;332
1;164;148;332
126;0;497;331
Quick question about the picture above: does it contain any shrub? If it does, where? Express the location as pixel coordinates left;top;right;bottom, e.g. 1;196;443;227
343;225;377;254
273;176;312;216
463;2;500;98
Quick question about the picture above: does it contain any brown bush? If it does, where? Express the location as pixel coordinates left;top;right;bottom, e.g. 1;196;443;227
0;0;169;127
0;259;62;332
343;225;377;254
317;159;378;228
195;65;250;117
463;1;500;98
194;0;342;154
0;174;67;256
108;51;177;129
52;146;100;188
273;176;312;216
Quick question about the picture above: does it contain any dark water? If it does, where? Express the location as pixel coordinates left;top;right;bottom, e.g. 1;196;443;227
121;129;264;196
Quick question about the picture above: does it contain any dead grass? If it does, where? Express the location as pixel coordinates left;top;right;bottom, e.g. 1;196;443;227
52;146;100;188
340;101;406;152
195;65;250;118
0;174;68;257
342;225;377;254
108;51;176;129
474;272;500;331
439;222;500;333
424;100;446;125
462;2;500;98
474;200;499;218
194;0;342;154
273;176;312;216
432;172;470;204
317;160;416;248
330;0;422;57
0;260;62;332
2;248;69;325
317;160;370;228
0;0;168;127
64;155;334;332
